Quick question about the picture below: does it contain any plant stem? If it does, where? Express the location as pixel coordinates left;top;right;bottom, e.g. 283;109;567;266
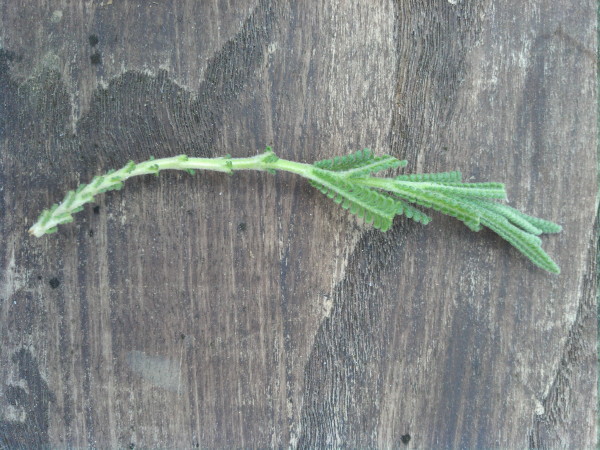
28;150;316;237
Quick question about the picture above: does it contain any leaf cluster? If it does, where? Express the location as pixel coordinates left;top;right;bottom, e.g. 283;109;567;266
310;149;561;273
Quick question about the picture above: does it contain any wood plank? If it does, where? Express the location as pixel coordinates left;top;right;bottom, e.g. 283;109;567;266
0;0;596;447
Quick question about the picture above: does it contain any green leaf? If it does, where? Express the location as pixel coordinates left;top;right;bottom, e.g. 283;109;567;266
377;180;481;227
396;171;462;182
125;160;137;173
310;170;401;231
468;200;543;235
314;149;406;178
394;199;432;224
342;155;407;178
313;148;376;171
488;203;562;234
481;214;559;274
418;181;507;199
456;197;559;273
262;150;280;164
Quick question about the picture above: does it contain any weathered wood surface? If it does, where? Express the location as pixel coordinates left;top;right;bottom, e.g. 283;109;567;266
0;1;596;448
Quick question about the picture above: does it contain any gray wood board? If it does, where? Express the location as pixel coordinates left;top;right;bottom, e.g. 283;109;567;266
0;1;596;448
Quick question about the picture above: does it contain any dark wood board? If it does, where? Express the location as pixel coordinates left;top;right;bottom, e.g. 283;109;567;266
0;0;596;447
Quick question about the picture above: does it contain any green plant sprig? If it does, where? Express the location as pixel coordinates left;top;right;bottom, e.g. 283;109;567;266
29;147;561;273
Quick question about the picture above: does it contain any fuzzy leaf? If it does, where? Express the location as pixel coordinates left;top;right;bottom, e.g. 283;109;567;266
310;170;401;231
394;199;432;224
313;149;375;171
490;203;562;234
262;150;280;164
396;171;462;182
468;200;543;235
125;160;137;173
418;182;507;199
378;181;481;227
481;214;559;274
342;156;407;178
457;197;559;273
314;149;406;178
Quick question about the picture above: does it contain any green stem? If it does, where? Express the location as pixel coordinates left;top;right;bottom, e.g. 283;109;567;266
28;150;315;237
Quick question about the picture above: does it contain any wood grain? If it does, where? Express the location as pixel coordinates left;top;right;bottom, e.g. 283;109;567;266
0;0;596;447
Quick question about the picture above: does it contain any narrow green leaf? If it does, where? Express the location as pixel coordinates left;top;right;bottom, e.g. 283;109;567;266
125;160;137;173
313;149;375;171
491;203;562;234
314;149;406;178
467;200;543;235
419;182;507;199
394;199;432;224
262;151;280;164
376;180;481;226
310;170;401;231
396;171;462;182
457;197;559;273
481;215;560;274
342;156;407;178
